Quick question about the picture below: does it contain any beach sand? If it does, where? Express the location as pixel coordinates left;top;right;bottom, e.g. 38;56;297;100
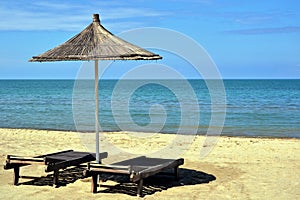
0;128;299;199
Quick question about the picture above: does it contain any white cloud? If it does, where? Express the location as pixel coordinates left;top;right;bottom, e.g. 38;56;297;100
31;1;86;10
0;1;169;31
103;8;169;19
224;26;300;35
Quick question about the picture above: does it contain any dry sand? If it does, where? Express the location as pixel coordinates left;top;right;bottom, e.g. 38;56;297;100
0;128;299;199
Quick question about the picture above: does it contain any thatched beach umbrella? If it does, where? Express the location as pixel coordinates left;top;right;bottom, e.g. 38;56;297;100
29;14;162;162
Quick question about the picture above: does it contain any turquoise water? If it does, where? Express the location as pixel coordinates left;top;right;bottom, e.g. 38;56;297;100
0;79;299;138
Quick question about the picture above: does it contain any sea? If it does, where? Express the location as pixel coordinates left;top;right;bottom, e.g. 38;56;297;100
0;79;299;138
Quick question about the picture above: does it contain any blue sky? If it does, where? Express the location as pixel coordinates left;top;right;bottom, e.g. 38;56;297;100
0;0;299;79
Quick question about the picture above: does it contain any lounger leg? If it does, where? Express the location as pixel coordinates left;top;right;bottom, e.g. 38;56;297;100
13;166;20;185
137;179;143;197
53;170;59;186
174;166;179;180
91;174;98;193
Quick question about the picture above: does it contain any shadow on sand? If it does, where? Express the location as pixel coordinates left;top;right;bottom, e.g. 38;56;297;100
97;168;216;197
19;167;216;197
19;167;86;187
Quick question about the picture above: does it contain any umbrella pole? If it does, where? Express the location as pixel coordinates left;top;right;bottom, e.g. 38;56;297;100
95;60;100;163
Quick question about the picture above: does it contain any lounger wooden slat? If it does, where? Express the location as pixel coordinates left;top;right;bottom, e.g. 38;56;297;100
131;163;168;182
88;163;131;170
83;163;131;177
88;168;130;175
4;150;107;186
6;160;45;165
7;156;44;162
84;157;184;197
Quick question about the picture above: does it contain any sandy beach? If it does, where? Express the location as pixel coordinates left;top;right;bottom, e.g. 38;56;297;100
0;128;299;199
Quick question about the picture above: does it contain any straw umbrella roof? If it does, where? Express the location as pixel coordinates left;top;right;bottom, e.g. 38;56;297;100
29;14;162;62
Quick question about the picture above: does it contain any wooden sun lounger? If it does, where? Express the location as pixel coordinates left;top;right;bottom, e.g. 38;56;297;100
84;156;184;196
4;150;108;186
